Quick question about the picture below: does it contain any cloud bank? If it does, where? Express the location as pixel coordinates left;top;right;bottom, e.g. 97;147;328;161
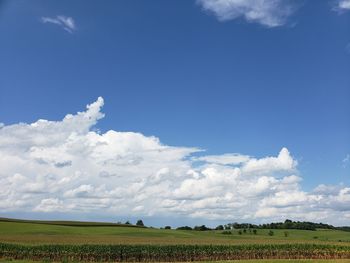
41;16;76;33
196;0;298;27
0;98;349;225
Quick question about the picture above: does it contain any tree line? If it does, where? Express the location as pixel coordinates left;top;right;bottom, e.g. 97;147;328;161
175;220;340;231
119;219;349;232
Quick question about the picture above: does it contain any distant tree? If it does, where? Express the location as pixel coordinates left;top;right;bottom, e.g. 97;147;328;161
125;221;131;225
253;229;257;235
194;225;211;231
243;228;247;234
215;225;224;230
164;226;171;229
268;230;274;236
136;220;144;227
176;226;192;230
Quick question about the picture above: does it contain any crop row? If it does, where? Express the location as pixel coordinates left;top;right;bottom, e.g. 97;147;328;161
1;243;350;262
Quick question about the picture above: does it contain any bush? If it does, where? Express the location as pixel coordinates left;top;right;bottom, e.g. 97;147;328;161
284;231;289;237
238;230;242;235
164;226;171;229
268;230;274;236
221;231;232;235
253;229;257;235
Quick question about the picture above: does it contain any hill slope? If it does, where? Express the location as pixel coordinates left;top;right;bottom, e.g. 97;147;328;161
0;218;349;245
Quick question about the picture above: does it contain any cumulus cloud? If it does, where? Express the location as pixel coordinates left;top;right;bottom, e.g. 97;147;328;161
0;97;349;225
196;0;298;27
41;15;76;33
193;153;250;165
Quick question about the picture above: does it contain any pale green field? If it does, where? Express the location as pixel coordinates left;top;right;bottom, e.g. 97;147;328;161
0;220;349;245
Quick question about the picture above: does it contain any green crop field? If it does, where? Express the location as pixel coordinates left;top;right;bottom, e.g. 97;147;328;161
0;219;349;245
2;260;350;263
0;218;350;262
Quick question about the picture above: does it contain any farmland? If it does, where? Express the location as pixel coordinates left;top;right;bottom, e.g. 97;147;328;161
1;260;350;263
0;219;349;245
0;218;350;262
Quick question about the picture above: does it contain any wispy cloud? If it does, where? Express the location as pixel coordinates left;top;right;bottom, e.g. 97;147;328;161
196;0;298;27
337;0;350;10
343;154;350;167
345;43;350;54
41;15;76;33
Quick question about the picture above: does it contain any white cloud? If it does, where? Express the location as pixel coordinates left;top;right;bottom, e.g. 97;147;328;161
337;0;350;10
196;0;298;27
41;15;76;33
193;153;250;165
0;97;349;225
343;154;350;167
242;147;297;175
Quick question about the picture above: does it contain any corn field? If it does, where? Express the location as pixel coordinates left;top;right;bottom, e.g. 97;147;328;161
1;243;350;262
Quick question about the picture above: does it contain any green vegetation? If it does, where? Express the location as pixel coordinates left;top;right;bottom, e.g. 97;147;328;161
0;219;349;245
1;243;350;262
0;218;350;262
0;217;142;228
135;220;144;227
2;260;350;263
226;219;349;232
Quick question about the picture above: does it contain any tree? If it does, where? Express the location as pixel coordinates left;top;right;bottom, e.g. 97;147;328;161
215;225;224;230
164;226;171;229
125;220;131;225
253;229;257;235
136;220;144;227
194;225;210;231
238;230;242;235
176;226;192;230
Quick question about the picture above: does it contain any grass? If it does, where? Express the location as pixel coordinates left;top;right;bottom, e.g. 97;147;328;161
0;219;349;245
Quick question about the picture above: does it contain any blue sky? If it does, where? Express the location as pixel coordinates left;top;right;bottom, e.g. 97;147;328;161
0;0;349;226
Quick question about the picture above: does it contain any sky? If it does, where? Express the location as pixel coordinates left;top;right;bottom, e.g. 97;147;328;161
0;0;349;227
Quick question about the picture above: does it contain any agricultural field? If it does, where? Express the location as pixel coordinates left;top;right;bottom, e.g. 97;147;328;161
1;260;350;263
0;218;350;262
0;219;349;245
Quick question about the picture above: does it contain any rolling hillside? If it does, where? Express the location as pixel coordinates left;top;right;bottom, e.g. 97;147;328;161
0;218;349;245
